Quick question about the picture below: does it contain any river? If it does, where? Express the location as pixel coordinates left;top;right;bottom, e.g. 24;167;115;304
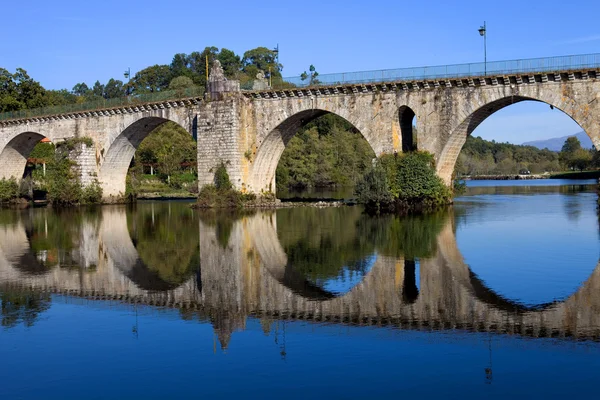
0;179;599;399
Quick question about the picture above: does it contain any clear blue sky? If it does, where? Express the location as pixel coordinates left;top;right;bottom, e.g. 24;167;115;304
2;0;596;143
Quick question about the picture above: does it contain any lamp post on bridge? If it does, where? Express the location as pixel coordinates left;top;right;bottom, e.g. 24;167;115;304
478;22;487;76
124;67;131;96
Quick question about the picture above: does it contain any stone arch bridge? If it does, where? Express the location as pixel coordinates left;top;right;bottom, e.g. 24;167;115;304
1;56;600;199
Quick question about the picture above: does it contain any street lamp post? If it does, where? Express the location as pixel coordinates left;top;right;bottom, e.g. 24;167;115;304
124;67;131;96
478;22;487;76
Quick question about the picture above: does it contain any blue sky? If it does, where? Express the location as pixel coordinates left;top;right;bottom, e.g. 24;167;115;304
1;0;596;143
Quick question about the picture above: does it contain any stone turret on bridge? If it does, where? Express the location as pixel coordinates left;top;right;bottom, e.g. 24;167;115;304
1;55;600;199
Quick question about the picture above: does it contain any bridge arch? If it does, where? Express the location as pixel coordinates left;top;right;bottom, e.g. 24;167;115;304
98;115;192;198
249;108;378;193
436;92;593;184
0;131;47;180
398;105;417;152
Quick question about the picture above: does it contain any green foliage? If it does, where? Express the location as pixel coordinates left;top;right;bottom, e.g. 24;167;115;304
29;142;55;163
276;114;375;191
214;162;232;190
455;135;561;176
133;121;197;190
46;147;102;206
354;165;392;206
81;180;103;204
355;152;452;212
300;65;320;85
197;185;243;208
0;68;51;112
46;151;81;206
129;64;172;93
558;137;593;171
197;164;264;209
242;47;282;79
168;76;195;91
0;177;19;203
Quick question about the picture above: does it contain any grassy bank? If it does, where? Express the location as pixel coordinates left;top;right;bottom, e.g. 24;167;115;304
549;170;600;180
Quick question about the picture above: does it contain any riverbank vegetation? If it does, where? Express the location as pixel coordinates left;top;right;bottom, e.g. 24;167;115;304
275;115;375;192
196;162;275;209
355;152;452;213
0;139;102;206
126;122;198;199
456;135;600;176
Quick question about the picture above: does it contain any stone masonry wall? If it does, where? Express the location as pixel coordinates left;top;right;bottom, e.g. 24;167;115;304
69;143;98;187
196;96;243;189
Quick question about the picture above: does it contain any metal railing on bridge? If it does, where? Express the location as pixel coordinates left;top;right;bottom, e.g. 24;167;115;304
3;53;600;122
244;52;600;90
0;86;204;122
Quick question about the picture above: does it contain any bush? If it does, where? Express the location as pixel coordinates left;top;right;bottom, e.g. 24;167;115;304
196;164;273;209
355;152;452;213
0;178;19;203
81;180;103;204
214;162;232;190
46;147;102;206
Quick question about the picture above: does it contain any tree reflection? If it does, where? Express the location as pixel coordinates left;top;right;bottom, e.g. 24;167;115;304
276;207;376;288
22;208;100;273
1;287;51;328
275;207;450;294
127;203;199;287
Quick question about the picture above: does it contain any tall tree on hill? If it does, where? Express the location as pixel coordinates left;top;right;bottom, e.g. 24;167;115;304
242;47;282;79
130;65;171;93
559;136;588;170
217;48;242;79
0;68;52;112
103;79;125;99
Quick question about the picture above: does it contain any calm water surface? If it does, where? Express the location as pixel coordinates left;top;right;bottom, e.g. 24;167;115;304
1;180;600;399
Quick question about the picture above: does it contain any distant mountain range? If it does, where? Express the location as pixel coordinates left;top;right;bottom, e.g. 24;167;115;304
522;131;593;151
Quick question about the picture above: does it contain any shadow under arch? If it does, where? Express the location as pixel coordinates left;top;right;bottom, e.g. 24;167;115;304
398;105;417;152
0;131;47;180
98;116;191;197
250;108;375;194
436;95;588;184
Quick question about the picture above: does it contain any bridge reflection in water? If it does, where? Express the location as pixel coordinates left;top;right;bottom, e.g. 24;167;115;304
0;205;599;348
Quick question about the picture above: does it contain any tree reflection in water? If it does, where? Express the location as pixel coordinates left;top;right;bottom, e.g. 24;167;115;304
127;203;199;288
275;207;450;295
1;287;51;328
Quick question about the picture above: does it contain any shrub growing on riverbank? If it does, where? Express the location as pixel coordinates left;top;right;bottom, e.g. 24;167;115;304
355;152;452;213
46;143;103;206
0;178;19;203
195;162;275;208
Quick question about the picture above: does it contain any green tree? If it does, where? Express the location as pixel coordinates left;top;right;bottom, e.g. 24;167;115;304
130;65;171;93
92;81;105;98
71;82;90;97
242;47;282;79
559;136;585;170
217;48;242;78
300;65;320;85
168;76;195;91
104;78;125;99
571;148;592;171
135;122;196;184
355;152;452;212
